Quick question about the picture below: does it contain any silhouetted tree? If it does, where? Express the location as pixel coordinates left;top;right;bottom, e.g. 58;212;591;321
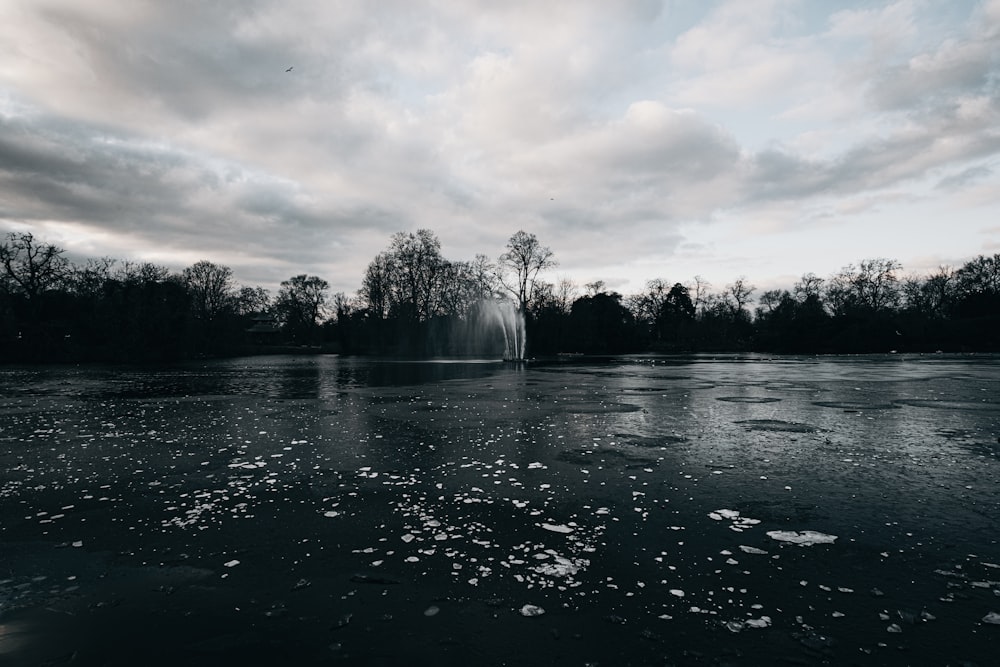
497;230;556;314
235;286;271;316
954;254;1000;318
827;259;902;316
276;274;329;344
182;260;235;321
568;290;641;353
0;232;69;301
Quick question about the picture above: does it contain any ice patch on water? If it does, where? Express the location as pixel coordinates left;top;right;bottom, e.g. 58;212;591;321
767;530;838;546
540;522;574;534
520;604;545;617
739;545;768;555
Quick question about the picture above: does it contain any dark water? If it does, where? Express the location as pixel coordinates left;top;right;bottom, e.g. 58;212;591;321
1;354;999;666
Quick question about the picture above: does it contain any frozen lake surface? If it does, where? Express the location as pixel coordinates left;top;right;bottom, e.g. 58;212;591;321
1;354;999;665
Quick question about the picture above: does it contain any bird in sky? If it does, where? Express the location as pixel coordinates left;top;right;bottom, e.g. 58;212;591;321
285;66;293;72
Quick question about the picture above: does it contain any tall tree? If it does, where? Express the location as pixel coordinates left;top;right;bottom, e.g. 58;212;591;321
276;274;329;342
497;230;556;313
182;260;235;320
725;277;756;317
386;229;446;322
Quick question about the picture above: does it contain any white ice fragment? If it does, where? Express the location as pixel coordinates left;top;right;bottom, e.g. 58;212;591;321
401;533;415;543
520;604;545;617
887;623;902;633
669;589;685;598
766;530;838;546
983;612;1000;625
323;511;341;518
424;606;440;617
739;545;768;555
224;559;240;567
540;523;574;534
71;541;83;548
746;616;771;628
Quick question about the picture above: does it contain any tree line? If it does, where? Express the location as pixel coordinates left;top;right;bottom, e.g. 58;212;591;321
1;230;997;362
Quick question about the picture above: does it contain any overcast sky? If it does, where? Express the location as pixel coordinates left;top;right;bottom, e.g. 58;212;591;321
1;0;998;299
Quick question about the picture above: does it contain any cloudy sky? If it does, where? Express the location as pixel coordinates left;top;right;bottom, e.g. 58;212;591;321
1;0;998;299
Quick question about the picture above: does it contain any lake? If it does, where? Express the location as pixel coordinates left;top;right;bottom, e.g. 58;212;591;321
1;354;999;665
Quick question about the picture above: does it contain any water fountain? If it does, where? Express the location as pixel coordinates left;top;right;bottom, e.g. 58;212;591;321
467;299;526;361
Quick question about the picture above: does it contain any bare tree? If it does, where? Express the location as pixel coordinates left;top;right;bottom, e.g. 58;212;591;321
554;278;578;314
793;273;824;302
182;260;235;320
725;277;756;316
468;254;499;300
585;280;606;296
497;230;556;313
0;232;69;300
235;286;271;316
757;289;786;315
955;254;1000;296
827;258;902;315
359;252;392;320
690;275;711;312
276;274;329;338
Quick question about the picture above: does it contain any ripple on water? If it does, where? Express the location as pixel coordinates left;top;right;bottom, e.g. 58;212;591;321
716;397;781;404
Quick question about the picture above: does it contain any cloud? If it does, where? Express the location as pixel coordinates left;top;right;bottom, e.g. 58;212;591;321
1;0;998;297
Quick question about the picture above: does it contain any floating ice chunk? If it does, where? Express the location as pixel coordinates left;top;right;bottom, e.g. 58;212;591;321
983;612;1000;625
224;559;240;567
540;523;574;534
401;533;415;543
71;541;83;548
739;545;768;555
520;604;545;617
669;589;685;597
323;511;341;518
746;616;771;628
424;606;440;617
533;556;586;578
766;530;838;546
